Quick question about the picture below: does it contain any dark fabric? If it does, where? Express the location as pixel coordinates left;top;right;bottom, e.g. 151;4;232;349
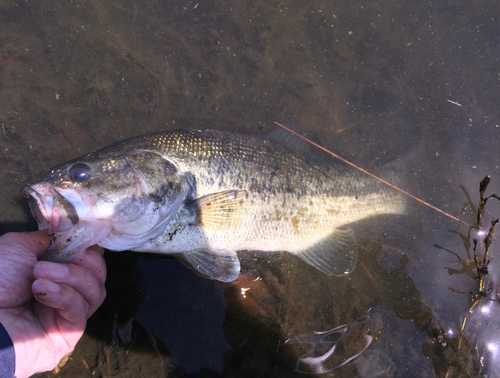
0;322;15;378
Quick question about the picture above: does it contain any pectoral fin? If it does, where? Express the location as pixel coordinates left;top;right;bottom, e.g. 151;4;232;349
187;190;246;230
177;250;241;282
297;228;358;276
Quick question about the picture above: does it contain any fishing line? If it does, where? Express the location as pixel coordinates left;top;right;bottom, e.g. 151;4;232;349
274;121;471;227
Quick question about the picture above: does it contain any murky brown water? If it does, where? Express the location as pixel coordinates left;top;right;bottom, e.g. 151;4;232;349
1;0;500;377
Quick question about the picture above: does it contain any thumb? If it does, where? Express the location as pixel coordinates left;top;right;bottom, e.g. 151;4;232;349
0;231;52;259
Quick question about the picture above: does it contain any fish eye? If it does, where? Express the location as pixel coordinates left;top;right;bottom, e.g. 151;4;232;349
69;163;92;182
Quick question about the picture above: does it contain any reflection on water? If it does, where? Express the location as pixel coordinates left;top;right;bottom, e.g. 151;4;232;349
2;0;500;376
466;299;500;374
284;313;377;374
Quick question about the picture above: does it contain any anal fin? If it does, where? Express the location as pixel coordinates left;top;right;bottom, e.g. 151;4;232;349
297;228;358;276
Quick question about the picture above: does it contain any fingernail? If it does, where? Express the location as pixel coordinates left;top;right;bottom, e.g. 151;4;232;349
46;263;68;280
35;279;60;294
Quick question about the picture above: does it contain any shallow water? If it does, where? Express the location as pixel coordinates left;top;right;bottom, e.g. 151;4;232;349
1;0;500;377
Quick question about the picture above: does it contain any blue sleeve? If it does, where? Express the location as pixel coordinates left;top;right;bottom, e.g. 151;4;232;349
0;322;15;378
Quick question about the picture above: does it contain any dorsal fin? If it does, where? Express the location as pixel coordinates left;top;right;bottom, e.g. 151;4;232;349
264;121;311;153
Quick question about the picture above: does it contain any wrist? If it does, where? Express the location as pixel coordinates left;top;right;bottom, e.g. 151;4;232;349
0;306;55;378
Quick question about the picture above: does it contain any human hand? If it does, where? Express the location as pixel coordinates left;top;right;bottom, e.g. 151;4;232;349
0;231;107;378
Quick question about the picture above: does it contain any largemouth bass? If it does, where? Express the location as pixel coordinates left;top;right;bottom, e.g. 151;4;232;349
23;129;406;282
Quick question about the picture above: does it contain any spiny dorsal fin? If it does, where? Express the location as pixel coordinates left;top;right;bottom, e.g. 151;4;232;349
264;121;311;153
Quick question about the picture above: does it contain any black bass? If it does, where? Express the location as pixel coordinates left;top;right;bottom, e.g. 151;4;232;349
23;129;406;282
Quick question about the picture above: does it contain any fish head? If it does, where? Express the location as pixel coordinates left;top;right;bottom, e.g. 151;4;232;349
23;150;188;262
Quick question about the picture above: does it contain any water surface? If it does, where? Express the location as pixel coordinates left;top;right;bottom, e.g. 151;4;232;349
1;0;499;376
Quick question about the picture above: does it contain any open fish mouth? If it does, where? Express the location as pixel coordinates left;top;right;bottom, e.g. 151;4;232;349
22;183;79;233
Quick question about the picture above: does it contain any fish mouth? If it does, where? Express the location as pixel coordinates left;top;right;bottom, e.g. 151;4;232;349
22;183;80;233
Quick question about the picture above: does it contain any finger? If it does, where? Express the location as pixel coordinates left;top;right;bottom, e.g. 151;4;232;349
67;245;107;284
32;279;90;326
34;245;107;291
33;261;106;316
0;231;51;259
88;245;105;256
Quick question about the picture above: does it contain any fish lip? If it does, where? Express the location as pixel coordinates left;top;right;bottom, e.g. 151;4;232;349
22;185;51;230
22;183;80;232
